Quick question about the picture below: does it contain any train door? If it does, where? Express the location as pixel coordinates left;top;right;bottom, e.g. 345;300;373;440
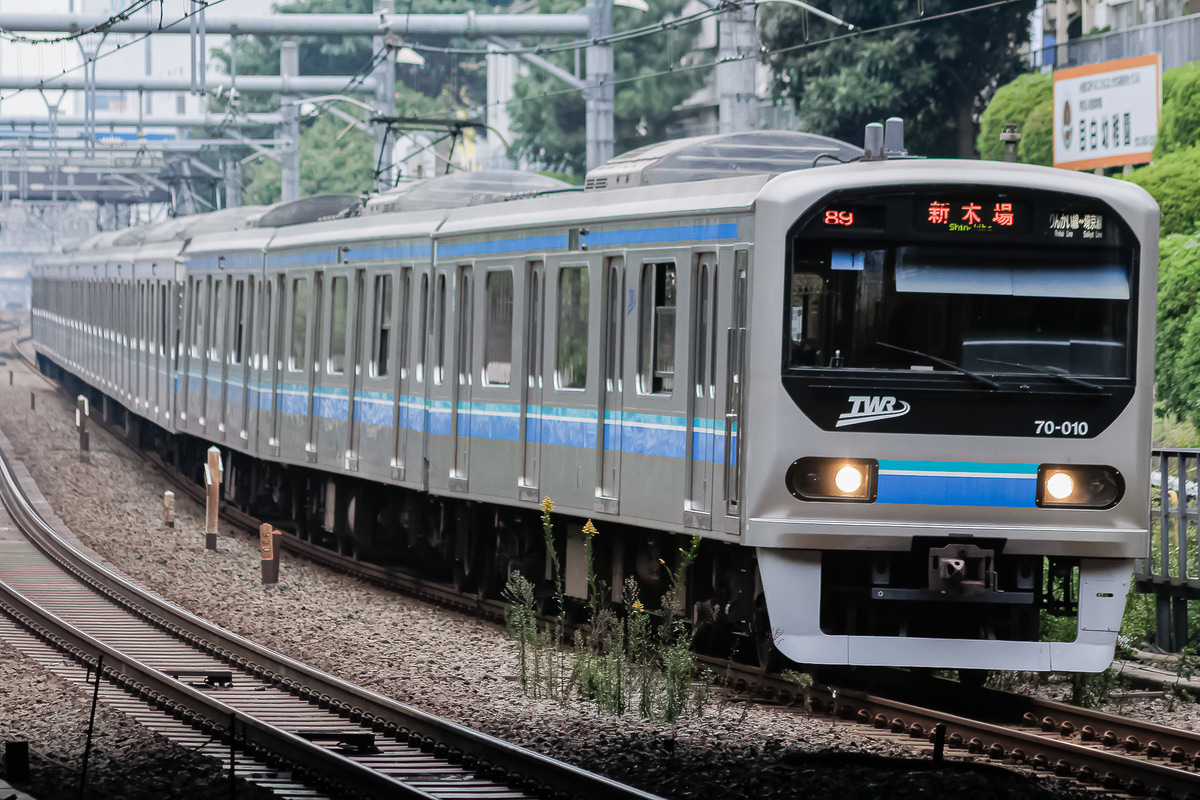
723;250;749;525
305;271;326;464
595;257;624;514
390;268;413;481
344;268;367;471
685;253;719;529
232;276;254;445
185;276;207;428
207;276;228;438
267;274;287;455
450;264;473;488
518;260;544;502
422;268;452;490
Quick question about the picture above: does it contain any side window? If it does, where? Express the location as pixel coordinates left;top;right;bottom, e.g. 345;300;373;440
210;280;225;362
232;279;246;366
190;278;204;358
638;262;676;394
289;276;309;372
371;273;393;378
329;275;348;374
416;273;429;383
434;273;447;386
398;269;411;380
555;265;589;390
483;269;513;386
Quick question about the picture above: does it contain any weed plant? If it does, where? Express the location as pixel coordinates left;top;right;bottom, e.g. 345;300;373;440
502;498;711;722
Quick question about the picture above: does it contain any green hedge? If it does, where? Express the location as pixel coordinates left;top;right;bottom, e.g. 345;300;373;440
1156;233;1200;427
977;72;1052;162
1155;62;1200;158
1123;145;1200;236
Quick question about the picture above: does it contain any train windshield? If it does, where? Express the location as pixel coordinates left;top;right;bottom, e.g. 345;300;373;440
785;190;1138;382
786;244;1131;378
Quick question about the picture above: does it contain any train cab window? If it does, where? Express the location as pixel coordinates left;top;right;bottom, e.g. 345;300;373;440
638;262;676;394
329;275;349;375
483;269;513;386
289;277;309;372
370;274;393;379
556;265;589;390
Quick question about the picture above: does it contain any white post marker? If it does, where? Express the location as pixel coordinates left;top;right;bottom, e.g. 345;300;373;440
164;490;175;529
204;447;222;550
76;395;89;463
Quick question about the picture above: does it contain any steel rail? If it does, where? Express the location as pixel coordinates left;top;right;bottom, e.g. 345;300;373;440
0;424;664;800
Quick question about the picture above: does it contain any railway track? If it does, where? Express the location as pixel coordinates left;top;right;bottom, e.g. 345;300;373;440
0;423;663;800
9;319;1200;799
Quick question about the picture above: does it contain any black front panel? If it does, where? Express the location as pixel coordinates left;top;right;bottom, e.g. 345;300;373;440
783;186;1139;438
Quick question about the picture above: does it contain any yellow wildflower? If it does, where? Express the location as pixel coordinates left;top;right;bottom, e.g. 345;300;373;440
632;599;645;614
582;519;598;539
541;496;555;515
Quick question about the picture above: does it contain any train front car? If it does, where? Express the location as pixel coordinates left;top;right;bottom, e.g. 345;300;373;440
749;159;1158;672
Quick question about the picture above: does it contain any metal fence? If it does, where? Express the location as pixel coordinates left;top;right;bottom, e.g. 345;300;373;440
1137;448;1200;651
1062;13;1200;71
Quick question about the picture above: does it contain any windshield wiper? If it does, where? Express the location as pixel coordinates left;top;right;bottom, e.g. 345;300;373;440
977;358;1105;392
877;342;1001;389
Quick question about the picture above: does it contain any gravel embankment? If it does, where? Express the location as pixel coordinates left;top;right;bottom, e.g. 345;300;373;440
0;323;1133;799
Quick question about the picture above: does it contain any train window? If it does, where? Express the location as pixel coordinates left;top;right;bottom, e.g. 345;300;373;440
190;279;204;359
483;269;513;386
398;269;411;380
556;266;589;390
435;274;447;386
232;280;246;366
210;280;225;362
458;269;474;387
329;275;349;375
785;243;1132;378
416;273;428;383
289;277;308;372
638;262;676;394
371;274;392;378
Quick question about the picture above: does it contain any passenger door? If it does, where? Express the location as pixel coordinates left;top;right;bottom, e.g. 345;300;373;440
518;261;544;502
685;253;719;529
595;257;624;514
450;264;474;489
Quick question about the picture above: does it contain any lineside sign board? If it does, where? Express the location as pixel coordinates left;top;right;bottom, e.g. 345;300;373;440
1053;54;1161;171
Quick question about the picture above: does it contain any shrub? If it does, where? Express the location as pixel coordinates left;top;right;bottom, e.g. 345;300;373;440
1017;99;1054;166
1123;145;1200;236
1156;62;1200;157
1154;233;1200;425
977;72;1052;161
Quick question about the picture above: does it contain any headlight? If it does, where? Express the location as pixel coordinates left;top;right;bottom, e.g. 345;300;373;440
787;457;878;502
1036;464;1124;509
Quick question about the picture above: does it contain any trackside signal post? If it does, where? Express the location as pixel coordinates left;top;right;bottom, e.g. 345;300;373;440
204;447;222;551
260;523;281;584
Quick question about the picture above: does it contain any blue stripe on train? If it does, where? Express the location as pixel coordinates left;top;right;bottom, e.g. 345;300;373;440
876;460;1038;507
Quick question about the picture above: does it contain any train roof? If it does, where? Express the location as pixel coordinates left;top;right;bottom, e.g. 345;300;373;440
582;129;864;191
361;170;574;216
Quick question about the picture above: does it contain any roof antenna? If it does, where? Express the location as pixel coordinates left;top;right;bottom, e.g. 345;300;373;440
883;117;907;158
863;122;885;161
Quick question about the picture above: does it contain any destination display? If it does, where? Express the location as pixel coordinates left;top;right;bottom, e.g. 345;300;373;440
915;198;1029;234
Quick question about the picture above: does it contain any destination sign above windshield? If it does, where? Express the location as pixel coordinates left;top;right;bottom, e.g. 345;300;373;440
915;198;1030;234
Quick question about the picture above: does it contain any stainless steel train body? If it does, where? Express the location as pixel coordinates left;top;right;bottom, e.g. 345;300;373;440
30;132;1159;672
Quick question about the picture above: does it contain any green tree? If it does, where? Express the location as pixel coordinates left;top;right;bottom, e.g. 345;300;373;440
506;0;704;177
976;71;1051;162
1016;99;1054;166
761;0;1035;158
242;112;375;204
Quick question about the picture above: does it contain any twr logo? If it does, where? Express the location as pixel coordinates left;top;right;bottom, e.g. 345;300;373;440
836;395;911;427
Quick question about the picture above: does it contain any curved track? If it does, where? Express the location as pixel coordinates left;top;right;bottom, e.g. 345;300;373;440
0;418;662;800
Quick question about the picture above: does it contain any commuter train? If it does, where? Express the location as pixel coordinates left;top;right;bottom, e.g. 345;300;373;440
30;126;1159;672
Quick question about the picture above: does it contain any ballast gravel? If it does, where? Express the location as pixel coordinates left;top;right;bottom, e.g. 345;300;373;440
0;328;1130;799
